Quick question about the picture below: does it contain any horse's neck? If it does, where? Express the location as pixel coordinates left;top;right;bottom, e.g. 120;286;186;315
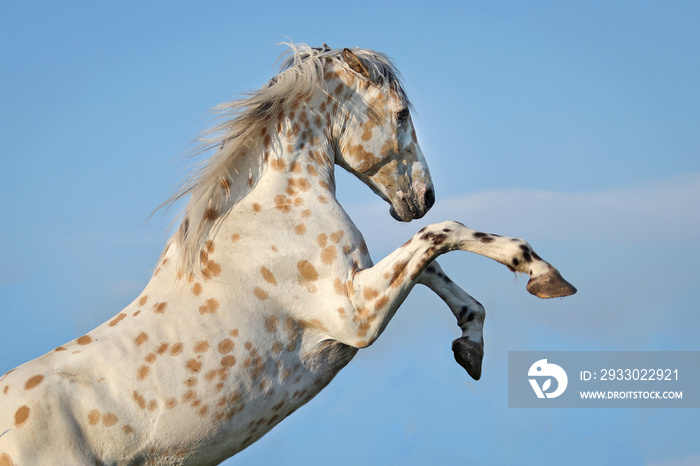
148;79;364;298
169;117;348;277
224;109;342;230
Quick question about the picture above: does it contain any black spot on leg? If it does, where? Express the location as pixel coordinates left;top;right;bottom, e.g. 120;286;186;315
531;251;542;261
458;306;470;321
421;231;448;244
519;244;532;262
512;258;520;267
424;265;437;275
442;228;452;233
507;265;516;272
473;232;494;243
466;313;475;323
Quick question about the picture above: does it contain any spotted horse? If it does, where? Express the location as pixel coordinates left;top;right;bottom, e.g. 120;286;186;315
0;43;576;465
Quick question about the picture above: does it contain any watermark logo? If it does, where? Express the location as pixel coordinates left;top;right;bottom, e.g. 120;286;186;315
509;351;698;408
528;359;568;399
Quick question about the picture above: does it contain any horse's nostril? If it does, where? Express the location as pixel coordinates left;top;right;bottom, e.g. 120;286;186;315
424;187;435;210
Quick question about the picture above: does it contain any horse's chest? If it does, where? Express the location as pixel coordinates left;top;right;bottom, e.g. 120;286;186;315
199;338;357;458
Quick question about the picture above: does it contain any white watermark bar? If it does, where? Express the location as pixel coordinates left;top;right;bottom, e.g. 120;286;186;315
508;351;700;408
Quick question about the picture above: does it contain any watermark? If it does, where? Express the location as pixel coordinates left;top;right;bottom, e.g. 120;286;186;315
508;351;700;408
528;359;568;399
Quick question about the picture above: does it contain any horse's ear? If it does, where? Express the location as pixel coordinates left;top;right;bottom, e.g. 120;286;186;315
342;48;370;79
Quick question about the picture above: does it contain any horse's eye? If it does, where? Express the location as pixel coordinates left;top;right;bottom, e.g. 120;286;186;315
396;109;409;122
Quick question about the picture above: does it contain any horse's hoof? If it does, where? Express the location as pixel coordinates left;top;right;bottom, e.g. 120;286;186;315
526;268;577;299
452;337;483;380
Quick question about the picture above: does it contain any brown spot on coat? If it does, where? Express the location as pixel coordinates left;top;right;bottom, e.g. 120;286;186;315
109;313;127;327
374;295;389;311
139;296;148;306
261;267;278;285
183;390;197;403
170;343;183;356
137;365;150;380
330;230;345;243
221;355;236;367
102;413;118;427
297;260;319;281
288;178;311;192
321;246;337;265
77;335;92;345
24;375;44;390
87;409;100;426
333;278;345;295
186;359;202;373
270;158;286;171
203;260;222;278
254;287;269;300
14;405;30;426
135;332;149;346
218;339;234;354
363;287;379;300
132;391;146;409
290;161;302;173
274;194;293;213
194;341;210;353
199;298;220;314
153;302;167;314
388;261;409;287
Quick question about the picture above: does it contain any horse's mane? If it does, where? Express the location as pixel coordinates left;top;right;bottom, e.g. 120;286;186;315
164;42;409;273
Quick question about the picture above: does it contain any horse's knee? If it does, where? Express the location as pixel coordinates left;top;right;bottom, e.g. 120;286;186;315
456;300;485;328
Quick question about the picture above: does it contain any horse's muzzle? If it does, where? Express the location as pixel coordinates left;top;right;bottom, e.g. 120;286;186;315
389;186;435;222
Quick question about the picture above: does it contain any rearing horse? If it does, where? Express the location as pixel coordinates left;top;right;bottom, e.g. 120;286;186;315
0;44;575;465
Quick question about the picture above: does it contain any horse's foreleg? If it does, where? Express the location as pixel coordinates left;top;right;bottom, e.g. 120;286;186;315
418;261;485;380
337;221;575;351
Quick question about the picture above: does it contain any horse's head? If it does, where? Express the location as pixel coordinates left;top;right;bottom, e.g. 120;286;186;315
331;49;435;222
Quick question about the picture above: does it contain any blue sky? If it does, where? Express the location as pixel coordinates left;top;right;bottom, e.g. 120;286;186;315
1;2;699;465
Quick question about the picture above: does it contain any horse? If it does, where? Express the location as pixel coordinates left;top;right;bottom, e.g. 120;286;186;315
0;43;575;465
